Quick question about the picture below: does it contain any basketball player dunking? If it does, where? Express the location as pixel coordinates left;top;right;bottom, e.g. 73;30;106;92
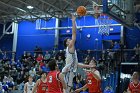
62;15;94;92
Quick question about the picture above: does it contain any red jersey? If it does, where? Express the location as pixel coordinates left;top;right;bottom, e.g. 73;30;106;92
47;70;63;93
86;71;102;93
37;79;48;93
128;81;140;93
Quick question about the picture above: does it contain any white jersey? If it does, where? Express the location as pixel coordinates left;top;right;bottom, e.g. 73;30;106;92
26;82;35;93
62;47;78;73
62;47;78;88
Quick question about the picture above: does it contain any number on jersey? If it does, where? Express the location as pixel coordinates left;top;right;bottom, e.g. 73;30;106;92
88;80;92;84
48;76;52;83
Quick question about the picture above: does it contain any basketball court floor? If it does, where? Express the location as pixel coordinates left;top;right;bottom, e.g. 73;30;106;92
0;0;140;93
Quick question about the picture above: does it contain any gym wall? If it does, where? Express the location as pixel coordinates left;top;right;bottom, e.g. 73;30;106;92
0;15;121;57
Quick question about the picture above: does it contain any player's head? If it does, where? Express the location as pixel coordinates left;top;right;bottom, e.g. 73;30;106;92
89;59;97;67
40;71;47;79
64;38;71;48
132;71;139;80
28;76;33;82
48;59;58;71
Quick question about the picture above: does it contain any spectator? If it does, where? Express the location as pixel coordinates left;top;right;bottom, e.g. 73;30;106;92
7;75;13;83
113;42;120;50
16;60;22;72
0;83;4;93
2;51;9;61
36;54;43;63
109;41;114;49
26;52;33;62
21;51;27;63
18;81;24;91
44;51;51;62
133;43;140;61
7;76;14;91
2;81;8;92
17;71;24;84
11;68;18;82
39;61;45;70
56;56;64;71
86;50;93;58
29;67;36;78
51;50;56;59
84;56;91;65
3;76;8;83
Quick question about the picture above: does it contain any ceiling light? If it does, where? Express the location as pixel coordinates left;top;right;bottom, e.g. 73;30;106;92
27;6;34;9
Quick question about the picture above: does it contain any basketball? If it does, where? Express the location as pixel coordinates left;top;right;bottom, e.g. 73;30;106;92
76;6;87;16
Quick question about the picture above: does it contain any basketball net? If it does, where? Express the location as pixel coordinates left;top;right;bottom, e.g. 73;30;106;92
97;14;112;36
93;3;112;36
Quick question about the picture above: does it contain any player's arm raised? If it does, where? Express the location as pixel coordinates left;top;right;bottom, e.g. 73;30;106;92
68;15;76;49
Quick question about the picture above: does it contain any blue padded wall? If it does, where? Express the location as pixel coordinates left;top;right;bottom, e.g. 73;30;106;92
0;23;13;52
16;19;56;57
125;27;140;48
0;34;13;51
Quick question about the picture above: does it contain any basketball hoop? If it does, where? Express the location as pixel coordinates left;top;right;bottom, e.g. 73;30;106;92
96;13;112;36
